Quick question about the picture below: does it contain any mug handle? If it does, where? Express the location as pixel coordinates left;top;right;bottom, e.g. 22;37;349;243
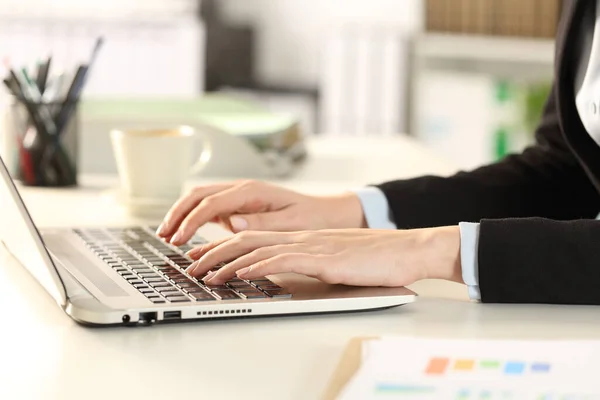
188;125;213;176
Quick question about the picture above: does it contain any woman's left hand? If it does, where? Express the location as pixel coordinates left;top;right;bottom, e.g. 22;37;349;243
185;227;463;287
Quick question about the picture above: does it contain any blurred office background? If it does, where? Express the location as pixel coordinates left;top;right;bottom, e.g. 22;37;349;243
0;0;559;174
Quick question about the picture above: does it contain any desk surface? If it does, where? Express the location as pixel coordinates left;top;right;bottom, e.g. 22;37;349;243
2;136;600;400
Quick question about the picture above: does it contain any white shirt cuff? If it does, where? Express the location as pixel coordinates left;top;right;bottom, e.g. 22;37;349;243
351;187;397;229
459;222;481;301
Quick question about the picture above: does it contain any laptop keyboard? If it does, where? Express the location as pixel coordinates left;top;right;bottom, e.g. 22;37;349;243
72;227;291;304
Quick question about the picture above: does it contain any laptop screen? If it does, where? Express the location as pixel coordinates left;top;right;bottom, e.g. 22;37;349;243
0;156;67;306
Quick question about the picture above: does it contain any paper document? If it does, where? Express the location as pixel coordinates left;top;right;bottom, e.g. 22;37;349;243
338;337;600;400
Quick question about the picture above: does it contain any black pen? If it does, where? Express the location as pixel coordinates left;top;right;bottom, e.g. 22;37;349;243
35;56;51;94
54;36;103;133
20;68;58;137
2;78;19;98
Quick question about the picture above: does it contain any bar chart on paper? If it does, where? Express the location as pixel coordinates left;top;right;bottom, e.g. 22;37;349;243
337;337;600;400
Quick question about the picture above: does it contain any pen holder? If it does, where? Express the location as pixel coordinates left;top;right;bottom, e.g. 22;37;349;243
4;98;78;187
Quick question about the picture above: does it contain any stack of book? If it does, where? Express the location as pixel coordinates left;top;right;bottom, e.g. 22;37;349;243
425;0;562;38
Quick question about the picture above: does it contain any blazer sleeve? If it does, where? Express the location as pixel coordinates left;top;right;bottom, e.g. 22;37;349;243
375;84;600;228
478;217;600;304
374;83;600;304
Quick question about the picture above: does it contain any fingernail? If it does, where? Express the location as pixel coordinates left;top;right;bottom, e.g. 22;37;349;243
236;266;251;277
186;261;199;275
230;216;248;232
156;223;166;236
203;272;216;283
203;270;215;279
170;231;182;244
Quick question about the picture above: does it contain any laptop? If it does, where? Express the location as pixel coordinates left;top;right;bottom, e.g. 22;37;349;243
0;155;416;326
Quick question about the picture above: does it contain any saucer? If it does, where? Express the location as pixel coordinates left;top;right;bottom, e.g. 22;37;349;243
102;189;175;218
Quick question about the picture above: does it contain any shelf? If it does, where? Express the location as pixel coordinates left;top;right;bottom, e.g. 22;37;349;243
413;33;555;65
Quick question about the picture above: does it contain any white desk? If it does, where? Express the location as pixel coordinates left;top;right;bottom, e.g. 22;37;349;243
2;136;600;400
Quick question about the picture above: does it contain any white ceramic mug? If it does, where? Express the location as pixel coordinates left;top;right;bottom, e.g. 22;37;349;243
110;125;211;206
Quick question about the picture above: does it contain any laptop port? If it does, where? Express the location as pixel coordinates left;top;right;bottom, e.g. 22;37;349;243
138;312;157;324
163;311;181;320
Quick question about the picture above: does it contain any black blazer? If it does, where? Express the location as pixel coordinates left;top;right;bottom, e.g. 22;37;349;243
376;0;600;304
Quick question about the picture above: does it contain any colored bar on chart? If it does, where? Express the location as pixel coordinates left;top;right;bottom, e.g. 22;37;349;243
480;360;501;369
425;357;450;375
375;384;436;394
453;359;475;371
531;362;551;373
504;361;525;375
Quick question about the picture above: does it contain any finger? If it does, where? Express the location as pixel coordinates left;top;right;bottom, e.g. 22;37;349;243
186;236;232;260
157;183;234;237
235;253;321;281
203;244;306;284
171;186;267;245
228;210;303;233
186;231;293;277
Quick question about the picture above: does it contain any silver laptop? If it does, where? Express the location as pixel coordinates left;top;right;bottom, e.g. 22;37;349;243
0;155;415;326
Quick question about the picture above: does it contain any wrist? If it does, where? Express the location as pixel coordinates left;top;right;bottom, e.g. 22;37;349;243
320;192;367;229
422;226;462;283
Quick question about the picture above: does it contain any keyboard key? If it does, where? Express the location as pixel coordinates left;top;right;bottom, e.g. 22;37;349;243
151;299;166;304
172;277;194;284
132;268;154;274
166;273;186;280
155;264;176;271
128;264;150;270
186;286;209;294
159;290;183;297
136;252;155;258
145;258;165;265
236;288;267;299
212;290;241;300
155;285;178;291
149;282;172;288
177;282;200;289
139;272;159;278
227;281;252;288
256;284;283;291
205;284;229;291
263;288;292;298
144;277;165;283
189;291;216;301
133;284;149;290
174;261;192;267
167;296;191;303
128;280;144;285
139;289;155;294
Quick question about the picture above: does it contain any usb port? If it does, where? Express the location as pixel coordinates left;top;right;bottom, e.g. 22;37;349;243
163;311;181;320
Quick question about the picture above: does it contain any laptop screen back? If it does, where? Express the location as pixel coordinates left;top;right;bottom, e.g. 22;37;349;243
0;156;67;306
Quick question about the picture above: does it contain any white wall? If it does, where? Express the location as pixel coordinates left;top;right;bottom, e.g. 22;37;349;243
0;0;204;97
0;0;197;18
220;0;424;87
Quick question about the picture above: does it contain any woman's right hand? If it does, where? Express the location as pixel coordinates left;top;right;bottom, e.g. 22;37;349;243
156;180;367;246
